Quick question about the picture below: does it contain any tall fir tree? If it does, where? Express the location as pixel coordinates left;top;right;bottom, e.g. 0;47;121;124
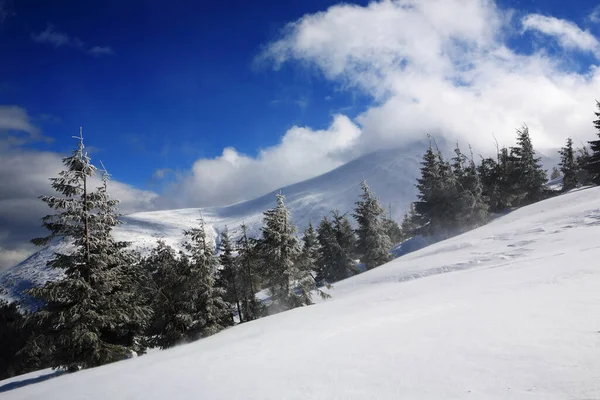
27;132;146;371
400;203;420;239
235;223;261;320
559;138;577;191
184;216;231;337
452;145;489;229
510;125;547;204
353;180;392;270
550;166;561;180
585;101;600;184
218;228;243;323
143;241;197;349
300;222;320;279
576;145;591;185
414;145;457;234
259;194;319;311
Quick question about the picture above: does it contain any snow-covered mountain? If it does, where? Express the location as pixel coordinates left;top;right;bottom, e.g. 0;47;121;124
2;184;600;399
0;145;424;304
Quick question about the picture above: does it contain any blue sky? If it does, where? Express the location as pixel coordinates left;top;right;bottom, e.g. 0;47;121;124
1;0;373;187
1;0;600;268
2;0;598;189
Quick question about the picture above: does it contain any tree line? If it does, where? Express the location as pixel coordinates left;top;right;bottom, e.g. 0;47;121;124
400;101;600;240
1;137;396;378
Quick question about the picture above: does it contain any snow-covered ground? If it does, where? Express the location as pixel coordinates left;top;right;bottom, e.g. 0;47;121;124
2;186;599;399
0;146;422;304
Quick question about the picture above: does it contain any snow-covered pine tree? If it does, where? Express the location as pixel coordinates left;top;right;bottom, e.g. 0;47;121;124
316;212;357;284
414;144;456;235
400;203;419;239
382;214;403;245
184;216;231;337
143;241;196;349
300;222;320;279
550;166;561;180
259;193;318;311
27;131;144;370
559;138;577;191
88;162;151;353
218;227;242;323
452;145;489;229
235;223;261;320
585;101;600;184
510;125;547;204
331;210;359;278
576;145;591;185
315;216;337;284
353;180;392;270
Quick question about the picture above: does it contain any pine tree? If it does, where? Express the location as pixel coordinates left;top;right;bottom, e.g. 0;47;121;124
559;138;577;191
452;145;489;229
353;180;392;270
235;223;261;320
400;203;419;239
550;166;561;180
479;147;520;212
414;145;457;235
27;131;145;370
576;145;591;185
0;300;36;380
585;101;600;184
184;216;231;337
218;228;242;323
300;222;320;278
259;194;319;311
143;241;197;349
315;216;337;284
88;163;150;353
511;125;547;204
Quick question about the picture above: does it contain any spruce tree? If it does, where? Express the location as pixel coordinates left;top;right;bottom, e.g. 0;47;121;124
184;216;231;337
585;101;600;184
400;203;419;239
510;125;547;204
218;228;242;323
143;241;197;349
235;223;261;320
576;145;591;185
259;194;318;311
27;132;145;370
300;222;320;279
315;216;337;284
414;145;457;234
550;166;561;180
559;138;577;191
353;180;392;270
452;146;489;229
331;211;359;278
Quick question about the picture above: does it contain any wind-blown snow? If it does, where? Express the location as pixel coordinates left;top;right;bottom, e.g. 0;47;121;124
2;186;600;399
0;146;422;304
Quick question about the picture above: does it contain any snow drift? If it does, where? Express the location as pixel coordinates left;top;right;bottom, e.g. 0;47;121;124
2;185;600;399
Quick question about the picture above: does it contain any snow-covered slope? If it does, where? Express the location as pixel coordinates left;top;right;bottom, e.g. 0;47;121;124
3;186;600;399
0;146;423;304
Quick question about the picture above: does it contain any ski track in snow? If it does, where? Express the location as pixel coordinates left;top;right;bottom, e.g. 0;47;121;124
2;187;600;399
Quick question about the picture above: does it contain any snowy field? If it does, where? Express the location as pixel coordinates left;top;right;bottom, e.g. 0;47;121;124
2;186;600;399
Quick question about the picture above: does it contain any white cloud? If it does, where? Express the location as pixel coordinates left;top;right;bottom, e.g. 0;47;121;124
168;114;361;207
256;0;600;157
522;14;600;56
589;5;600;24
88;46;115;57
31;25;114;57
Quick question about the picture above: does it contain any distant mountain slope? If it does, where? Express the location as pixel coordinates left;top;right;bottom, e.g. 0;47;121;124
0;145;424;304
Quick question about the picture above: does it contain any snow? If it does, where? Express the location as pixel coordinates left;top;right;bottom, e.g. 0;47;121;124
3;186;600;399
0;146;422;305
